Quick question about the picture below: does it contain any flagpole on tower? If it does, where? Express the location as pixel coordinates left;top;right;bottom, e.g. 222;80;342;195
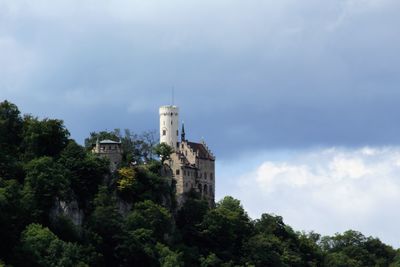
172;86;175;106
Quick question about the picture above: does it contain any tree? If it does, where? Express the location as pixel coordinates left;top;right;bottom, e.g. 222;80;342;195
22;157;69;224
0;178;24;263
320;230;396;267
19;223;92;267
21;116;70;161
153;143;174;164
124;200;172;242
176;190;209;247
88;186;122;266
0;100;23;148
116;165;174;206
58;141;109;208
244;234;283;267
0;100;23;179
199;196;253;263
156;242;184;267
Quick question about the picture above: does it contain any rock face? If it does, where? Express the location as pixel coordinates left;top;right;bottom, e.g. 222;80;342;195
51;198;84;226
117;200;132;216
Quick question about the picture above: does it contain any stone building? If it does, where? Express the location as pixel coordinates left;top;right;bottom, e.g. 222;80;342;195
92;139;123;172
159;105;215;205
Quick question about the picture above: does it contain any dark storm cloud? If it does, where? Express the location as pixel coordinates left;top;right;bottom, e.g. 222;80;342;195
2;0;400;158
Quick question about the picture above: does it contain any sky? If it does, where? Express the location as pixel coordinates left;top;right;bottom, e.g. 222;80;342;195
2;0;400;246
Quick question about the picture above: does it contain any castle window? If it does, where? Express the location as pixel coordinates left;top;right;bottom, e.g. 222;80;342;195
204;184;208;195
176;169;180;175
163;130;166;136
184;170;186;176
198;184;202;194
176;130;178;136
204;173;207;179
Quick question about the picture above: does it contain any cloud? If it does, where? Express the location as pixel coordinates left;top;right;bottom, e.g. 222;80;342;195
229;147;400;247
1;0;400;155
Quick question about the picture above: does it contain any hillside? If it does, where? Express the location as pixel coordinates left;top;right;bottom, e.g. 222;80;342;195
0;100;399;267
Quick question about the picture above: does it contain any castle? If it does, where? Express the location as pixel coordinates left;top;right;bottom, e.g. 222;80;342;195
92;105;216;205
159;105;215;205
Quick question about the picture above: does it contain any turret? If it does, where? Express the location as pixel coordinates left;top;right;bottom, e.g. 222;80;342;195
159;105;179;149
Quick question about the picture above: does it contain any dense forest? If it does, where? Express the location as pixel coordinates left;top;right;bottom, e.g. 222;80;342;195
0;100;399;267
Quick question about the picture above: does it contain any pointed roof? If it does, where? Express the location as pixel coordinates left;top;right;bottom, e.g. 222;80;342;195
181;122;186;142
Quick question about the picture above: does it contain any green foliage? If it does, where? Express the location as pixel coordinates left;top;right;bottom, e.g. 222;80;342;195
176;190;209;246
116;165;174;206
0;100;23;148
22;157;69;224
21;116;70;161
0;178;24;262
0;101;399;267
200;196;253;263
88;186;122;266
125;200;172;241
200;253;223;267
19;223;91;267
58;140;109;208
320;230;396;267
153;143;174;164
156;242;184;267
0;100;24;179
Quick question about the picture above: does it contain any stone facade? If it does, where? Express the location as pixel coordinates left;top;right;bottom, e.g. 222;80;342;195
159;105;215;206
92;139;123;172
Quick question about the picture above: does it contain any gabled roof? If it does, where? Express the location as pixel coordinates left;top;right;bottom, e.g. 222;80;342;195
187;142;214;160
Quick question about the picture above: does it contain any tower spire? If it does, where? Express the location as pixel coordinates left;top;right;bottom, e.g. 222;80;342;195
181;121;186;142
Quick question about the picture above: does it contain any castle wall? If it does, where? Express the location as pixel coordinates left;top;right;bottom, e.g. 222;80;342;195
92;143;122;172
196;158;215;204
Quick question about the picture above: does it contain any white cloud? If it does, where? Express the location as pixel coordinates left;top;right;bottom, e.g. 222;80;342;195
229;147;400;247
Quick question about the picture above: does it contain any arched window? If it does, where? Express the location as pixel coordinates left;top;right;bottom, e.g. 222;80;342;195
204;184;208;195
162;129;166;136
198;184;202;194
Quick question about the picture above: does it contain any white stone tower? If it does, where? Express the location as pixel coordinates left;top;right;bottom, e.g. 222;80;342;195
159;105;179;149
